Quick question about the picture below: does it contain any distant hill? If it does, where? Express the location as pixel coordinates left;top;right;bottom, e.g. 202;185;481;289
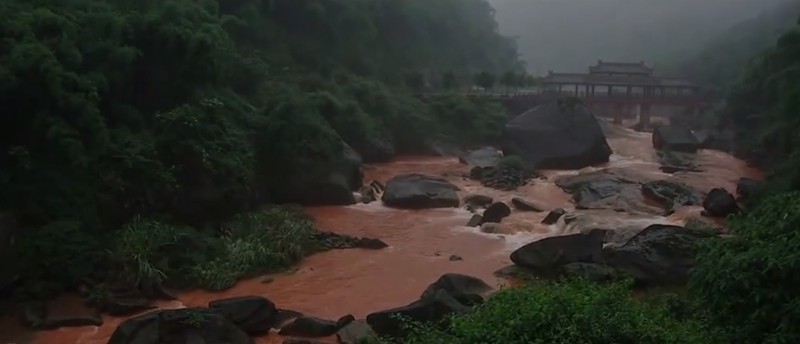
675;0;800;90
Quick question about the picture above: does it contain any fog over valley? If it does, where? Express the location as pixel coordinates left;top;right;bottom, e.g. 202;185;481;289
489;0;792;75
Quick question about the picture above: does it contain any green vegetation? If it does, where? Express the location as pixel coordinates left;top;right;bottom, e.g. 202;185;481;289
690;192;800;343
0;0;520;301
402;280;719;344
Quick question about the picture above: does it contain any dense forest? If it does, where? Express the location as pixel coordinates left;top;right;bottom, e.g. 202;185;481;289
2;0;800;343
0;0;521;299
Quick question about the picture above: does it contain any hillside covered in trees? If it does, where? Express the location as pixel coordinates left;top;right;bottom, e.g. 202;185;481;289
0;0;521;299
676;0;800;90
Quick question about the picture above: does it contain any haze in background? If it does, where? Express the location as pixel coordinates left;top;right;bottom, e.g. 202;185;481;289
490;0;791;75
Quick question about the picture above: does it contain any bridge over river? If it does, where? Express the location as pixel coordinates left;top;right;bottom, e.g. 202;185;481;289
420;60;713;128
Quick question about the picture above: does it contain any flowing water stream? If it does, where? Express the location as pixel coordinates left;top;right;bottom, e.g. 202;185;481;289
0;121;761;344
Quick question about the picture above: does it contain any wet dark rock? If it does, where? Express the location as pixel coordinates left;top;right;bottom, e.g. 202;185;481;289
504;102;613;169
693;129;735;152
314;231;388;250
358;180;386;204
642;180;703;212
652;126;699;153
657;151;702;173
279;316;339;337
209;296;277;335
479;222;502;234
337;320;378;344
469;166;490;180
556;170;663;215
511;197;544;212
382;174;460;209
479;166;535;191
541;208;566;225
107;308;252;344
510;229;606;276
270;309;304;329
463;194;494;209
21;303;103;330
420;273;492;306
466;214;483;227
603;224;716;287
449;255;463;261
702;188;740;217
336;314;356;329
459;147;503;168
366;289;470;338
481;202;511;224
736;177;762;201
559;262;618;282
270;142;362;206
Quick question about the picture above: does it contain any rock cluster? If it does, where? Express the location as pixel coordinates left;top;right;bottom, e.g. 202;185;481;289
105;273;494;344
506;224;718;287
469;165;536;191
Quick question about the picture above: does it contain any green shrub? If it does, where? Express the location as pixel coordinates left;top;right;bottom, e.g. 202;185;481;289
193;206;319;290
15;221;105;299
109;206;319;292
690;192;800;344
403;279;719;344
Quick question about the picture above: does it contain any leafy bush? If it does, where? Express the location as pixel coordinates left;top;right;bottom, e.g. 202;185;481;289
193;206;319;291
690;192;800;344
109;206;319;292
14;221;105;299
402;279;719;344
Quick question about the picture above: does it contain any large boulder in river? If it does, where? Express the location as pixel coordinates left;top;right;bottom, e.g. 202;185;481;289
603;224;716;287
642;180;703;212
367;289;470;338
503;102;612;169
480;202;511;224
652;126;698;153
268;143;362;205
458;147;503;168
209;296;277;335
107;308;253;344
702;188;740;217
420;273;493;306
382;174;460;209
510;229;607;275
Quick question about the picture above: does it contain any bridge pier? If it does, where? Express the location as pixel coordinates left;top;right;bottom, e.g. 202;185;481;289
613;103;625;124
639;104;651;129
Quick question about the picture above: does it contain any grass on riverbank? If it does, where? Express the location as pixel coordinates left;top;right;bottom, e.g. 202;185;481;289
111;206;320;292
14;206;321;299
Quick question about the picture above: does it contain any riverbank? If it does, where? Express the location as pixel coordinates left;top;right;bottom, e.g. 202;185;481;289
0;120;760;344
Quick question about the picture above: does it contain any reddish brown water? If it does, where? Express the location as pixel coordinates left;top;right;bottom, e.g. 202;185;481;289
0;121;761;344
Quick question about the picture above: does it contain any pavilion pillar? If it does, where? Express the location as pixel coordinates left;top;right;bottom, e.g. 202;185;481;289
591;85;596;96
574;84;579;96
626;86;632;96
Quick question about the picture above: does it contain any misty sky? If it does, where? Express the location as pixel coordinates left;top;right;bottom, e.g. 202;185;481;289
489;0;790;76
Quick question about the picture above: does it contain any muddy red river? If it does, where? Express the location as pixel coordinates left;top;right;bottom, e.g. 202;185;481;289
0;121;761;344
